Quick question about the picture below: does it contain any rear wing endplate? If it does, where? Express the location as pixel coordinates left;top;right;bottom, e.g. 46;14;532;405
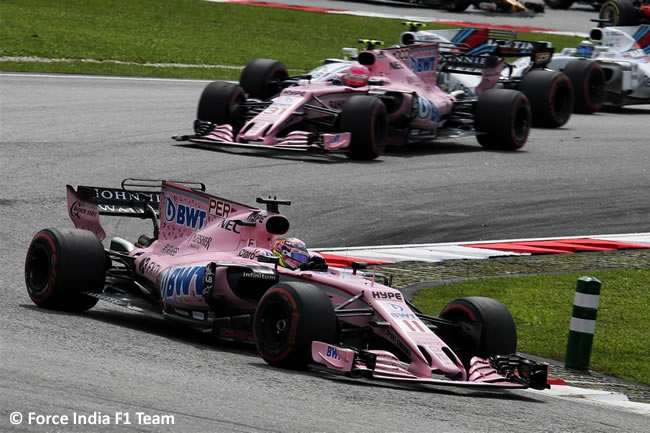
66;178;206;240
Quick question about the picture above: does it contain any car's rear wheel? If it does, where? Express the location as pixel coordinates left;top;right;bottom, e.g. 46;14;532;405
544;0;574;8
439;296;517;369
239;58;289;100
443;0;472;11
254;282;338;369
339;95;387;160
520;70;574;128
196;81;247;133
475;89;531;150
562;60;605;114
25;228;106;311
599;0;638;26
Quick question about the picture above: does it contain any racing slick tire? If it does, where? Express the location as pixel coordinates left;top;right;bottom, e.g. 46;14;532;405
443;0;472;11
520;70;574;128
599;0;638;26
543;0;574;8
339;95;387;160
440;296;517;368
563;60;605;114
25;228;106;311
239;58;289;100
475;89;531;150
196;81;247;132
254;282;338;369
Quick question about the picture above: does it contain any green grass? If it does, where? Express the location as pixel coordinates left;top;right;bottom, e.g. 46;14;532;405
0;0;583;79
414;269;650;384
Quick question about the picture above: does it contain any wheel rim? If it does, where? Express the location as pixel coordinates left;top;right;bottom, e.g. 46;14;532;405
513;104;530;144
27;245;51;296
260;301;292;350
265;68;288;98
373;107;387;152
587;69;605;107
601;5;618;24
229;90;247;132
441;305;477;366
553;82;572;122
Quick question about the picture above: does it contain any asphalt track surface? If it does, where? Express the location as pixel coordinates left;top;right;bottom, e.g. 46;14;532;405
2;66;649;432
248;0;611;34
2;3;650;428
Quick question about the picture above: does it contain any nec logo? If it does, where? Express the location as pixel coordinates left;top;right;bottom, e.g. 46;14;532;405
165;197;206;230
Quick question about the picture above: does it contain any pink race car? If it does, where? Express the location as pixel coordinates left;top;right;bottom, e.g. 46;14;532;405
174;39;532;160
25;179;548;390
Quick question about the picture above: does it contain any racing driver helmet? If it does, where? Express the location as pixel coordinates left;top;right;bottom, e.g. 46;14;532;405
273;237;310;270
574;40;596;58
341;65;370;87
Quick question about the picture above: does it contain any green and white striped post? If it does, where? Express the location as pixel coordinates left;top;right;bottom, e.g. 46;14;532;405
565;276;601;370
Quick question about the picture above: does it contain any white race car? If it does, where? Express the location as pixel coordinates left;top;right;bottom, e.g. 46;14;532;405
401;24;650;110
399;25;606;126
545;25;650;107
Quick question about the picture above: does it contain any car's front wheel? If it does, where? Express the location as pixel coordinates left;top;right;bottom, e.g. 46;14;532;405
600;0;639;26
25;228;106;311
439;296;517;369
239;58;289;100
196;81;247;133
339;95;387;160
254;282;338;369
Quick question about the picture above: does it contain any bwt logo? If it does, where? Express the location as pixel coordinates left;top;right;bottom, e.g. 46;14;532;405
326;346;341;360
417;96;440;123
390;312;417;319
410;55;436;73
388;303;404;312
160;265;206;299
165;197;206;230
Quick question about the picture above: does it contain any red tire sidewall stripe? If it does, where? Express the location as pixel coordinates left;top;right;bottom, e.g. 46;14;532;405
442;303;477;322
549;78;561;124
584;64;603;112
510;95;529;148
259;287;300;362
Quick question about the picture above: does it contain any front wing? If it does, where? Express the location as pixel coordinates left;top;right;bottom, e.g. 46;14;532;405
311;341;549;390
173;123;352;157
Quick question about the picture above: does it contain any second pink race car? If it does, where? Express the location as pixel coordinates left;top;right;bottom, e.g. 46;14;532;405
174;40;533;160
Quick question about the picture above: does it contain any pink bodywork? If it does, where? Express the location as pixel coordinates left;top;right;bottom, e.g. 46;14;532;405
66;180;526;386
196;42;459;150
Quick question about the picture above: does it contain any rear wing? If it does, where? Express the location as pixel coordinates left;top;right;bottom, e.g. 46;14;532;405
401;27;554;70
71;178;205;216
439;53;502;75
472;39;555;69
65;178;244;241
